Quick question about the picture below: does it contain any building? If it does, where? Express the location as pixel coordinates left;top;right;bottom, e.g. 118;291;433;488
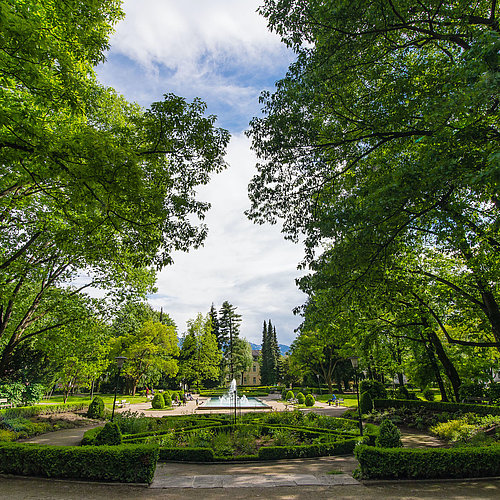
241;349;261;386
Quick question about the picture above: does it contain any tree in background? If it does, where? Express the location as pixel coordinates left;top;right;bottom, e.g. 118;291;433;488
260;319;280;385
209;303;221;351
232;337;253;386
179;313;222;390
218;301;242;380
111;320;179;395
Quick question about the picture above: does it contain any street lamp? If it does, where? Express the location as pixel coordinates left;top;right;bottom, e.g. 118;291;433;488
111;356;127;422
349;356;363;436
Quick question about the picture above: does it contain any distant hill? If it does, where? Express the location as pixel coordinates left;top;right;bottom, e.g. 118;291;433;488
250;342;290;355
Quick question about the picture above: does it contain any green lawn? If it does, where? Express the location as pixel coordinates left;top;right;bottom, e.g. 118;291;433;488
44;394;150;408
315;393;359;408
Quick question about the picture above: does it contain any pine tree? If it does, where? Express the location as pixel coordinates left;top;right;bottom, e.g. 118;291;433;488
219;301;241;380
260;321;270;385
209;303;221;350
271;325;280;385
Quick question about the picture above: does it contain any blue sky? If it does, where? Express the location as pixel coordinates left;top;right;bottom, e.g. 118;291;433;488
96;0;306;345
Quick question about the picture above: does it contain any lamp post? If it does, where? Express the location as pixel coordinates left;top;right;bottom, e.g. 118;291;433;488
111;356;127;422
349;356;363;436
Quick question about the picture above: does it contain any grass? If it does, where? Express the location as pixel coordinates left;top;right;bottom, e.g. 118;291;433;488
315;393;359;408
42;394;150;409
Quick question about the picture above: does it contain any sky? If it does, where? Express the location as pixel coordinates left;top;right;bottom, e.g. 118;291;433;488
96;0;306;345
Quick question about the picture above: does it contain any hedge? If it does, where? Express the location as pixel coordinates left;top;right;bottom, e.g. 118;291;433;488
159;447;214;461
0;402;88;419
257;438;361;460
355;444;500;480
81;426;103;446
0;443;159;483
373;398;500;416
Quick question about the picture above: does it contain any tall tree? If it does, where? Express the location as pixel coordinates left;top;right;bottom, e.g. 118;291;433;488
218;301;242;380
179;313;222;390
260;321;271;384
209;303;221;350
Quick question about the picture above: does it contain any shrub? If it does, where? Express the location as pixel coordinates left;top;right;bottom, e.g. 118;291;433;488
355;444;500;480
360;392;373;414
87;396;105;419
286;390;294;401
459;382;484;402
81;426;103;446
159;447;214;461
422;387;435;401
171;392;179;402
151;394;165;409
373;398;500;416
487;383;500;405
359;380;387;399
95;422;122;445
296;392;305;404
0;442;158;483
375;419;402;448
281;388;288;400
305;394;315;407
394;385;409;399
163;393;172;407
1;403;88;420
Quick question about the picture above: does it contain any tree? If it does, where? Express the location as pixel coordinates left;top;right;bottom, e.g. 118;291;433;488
260;320;281;385
111;320;179;395
232;337;253;385
218;301;242;380
248;0;500;353
209;303;221;350
179;313;222;390
0;0;229;373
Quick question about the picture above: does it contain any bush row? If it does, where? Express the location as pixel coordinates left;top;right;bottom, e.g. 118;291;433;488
355;444;500;479
0;402;88;419
0;443;159;483
373;398;500;416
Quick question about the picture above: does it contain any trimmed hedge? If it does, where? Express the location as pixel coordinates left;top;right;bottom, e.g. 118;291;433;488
373;398;500;416
258;438;361;460
355;444;500;480
0;442;159;483
87;396;105;419
81;426;103;446
0;402;88;419
159;447;214;461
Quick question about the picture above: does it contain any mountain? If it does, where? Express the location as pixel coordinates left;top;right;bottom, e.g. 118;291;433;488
250;342;290;355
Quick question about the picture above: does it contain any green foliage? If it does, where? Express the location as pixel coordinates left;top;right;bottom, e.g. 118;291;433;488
87;396;105;419
360;392;373;414
422;388;435;402
281;387;288;400
430;414;500;444
359;380;387;400
305;394;315;407
459;382;485;402
95;422;122;446
375;419;402;448
151;394;165;409
487;383;500;404
296;392;305;404
81;426;103;446
159;447;214;462
394;386;409;400
163;393;172;407
0;383;45;407
355;444;500;480
1;403;88;419
0;443;158;483
373;398;500;417
286;390;294;401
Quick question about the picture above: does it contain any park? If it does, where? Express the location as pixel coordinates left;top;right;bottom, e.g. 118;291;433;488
1;0;500;498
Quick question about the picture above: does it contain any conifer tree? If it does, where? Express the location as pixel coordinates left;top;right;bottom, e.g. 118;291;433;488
219;301;242;380
209;303;221;350
260;321;270;385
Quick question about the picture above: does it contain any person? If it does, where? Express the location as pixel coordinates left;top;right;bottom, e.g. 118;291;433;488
146;387;149;398
182;393;187;406
328;394;337;406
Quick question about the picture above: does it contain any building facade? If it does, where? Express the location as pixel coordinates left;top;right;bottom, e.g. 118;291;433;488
241;349;261;386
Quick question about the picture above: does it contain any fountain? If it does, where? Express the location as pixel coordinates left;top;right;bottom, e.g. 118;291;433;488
198;378;270;410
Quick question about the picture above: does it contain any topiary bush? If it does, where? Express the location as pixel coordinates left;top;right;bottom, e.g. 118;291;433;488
87;396;105;419
422;387;435;401
305;394;315;407
151;394;165;409
359;380;387;399
95;422;122;446
375;418;402;448
163;393;172;407
394;385;409;399
360;391;373;414
296;392;305;404
286;390;294;401
281;388;288;400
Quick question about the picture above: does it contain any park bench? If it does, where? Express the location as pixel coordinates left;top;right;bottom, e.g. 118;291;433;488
285;398;298;410
0;398;12;409
117;399;130;408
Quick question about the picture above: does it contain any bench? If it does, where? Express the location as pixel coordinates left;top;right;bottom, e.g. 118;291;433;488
285;398;298;410
0;398;12;409
117;399;130;408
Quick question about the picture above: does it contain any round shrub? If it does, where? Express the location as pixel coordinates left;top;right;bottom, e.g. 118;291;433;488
151;393;165;409
296;392;305;404
164;393;172;407
359;379;387;399
281;388;288;400
360;391;373;414
95;421;122;445
305;394;315;407
171;392;179;402
422;387;435;401
286;390;294;401
394;385;409;399
87;396;105;419
375;418;402;448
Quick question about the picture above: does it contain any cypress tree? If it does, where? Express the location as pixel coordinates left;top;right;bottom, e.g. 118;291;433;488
209;303;221;350
260;321;270;385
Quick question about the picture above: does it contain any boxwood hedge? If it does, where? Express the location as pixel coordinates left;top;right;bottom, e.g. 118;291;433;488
0;403;88;419
0;442;159;483
373;398;500;416
355;444;500;480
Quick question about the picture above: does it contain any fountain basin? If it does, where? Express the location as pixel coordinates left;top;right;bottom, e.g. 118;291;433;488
198;396;270;410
